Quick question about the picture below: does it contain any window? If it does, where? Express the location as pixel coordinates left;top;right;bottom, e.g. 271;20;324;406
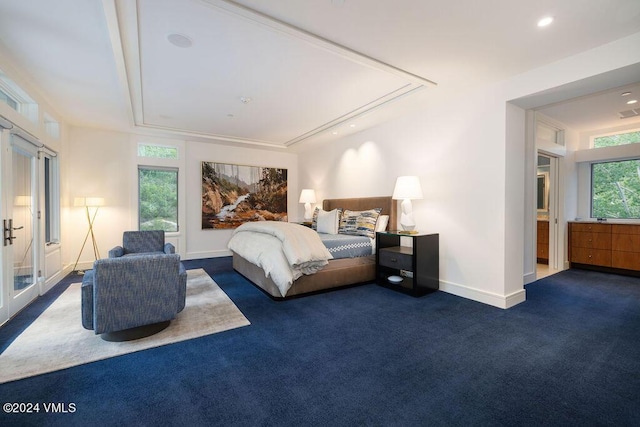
138;167;178;232
138;144;178;159
593;131;640;148
591;159;640;219
0;69;38;122
43;153;60;244
0;88;18;111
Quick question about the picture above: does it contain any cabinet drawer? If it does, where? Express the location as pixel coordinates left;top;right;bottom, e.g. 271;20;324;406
570;223;611;233
571;231;611;249
612;233;640;253
570;247;611;267
379;247;413;270
612;224;640;236
612;251;640;270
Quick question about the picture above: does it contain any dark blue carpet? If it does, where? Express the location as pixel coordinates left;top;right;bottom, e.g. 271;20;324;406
1;258;639;426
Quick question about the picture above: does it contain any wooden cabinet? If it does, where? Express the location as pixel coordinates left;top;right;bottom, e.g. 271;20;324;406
537;220;549;264
612;224;640;270
376;232;439;296
568;222;640;275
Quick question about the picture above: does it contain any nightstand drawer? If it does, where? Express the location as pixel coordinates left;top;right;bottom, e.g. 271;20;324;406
379;247;413;270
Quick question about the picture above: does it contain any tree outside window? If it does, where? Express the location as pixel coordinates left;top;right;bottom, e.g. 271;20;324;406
138;167;178;231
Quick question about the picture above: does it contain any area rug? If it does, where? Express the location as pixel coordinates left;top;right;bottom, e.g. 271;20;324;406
0;269;250;384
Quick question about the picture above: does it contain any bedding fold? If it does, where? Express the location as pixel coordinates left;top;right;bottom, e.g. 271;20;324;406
228;221;333;296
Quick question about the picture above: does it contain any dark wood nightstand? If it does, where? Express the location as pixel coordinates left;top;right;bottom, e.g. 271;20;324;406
376;231;439;296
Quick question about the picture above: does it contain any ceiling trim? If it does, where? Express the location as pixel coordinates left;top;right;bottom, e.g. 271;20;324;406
102;0;135;128
285;84;424;146
198;0;437;88
111;0;437;147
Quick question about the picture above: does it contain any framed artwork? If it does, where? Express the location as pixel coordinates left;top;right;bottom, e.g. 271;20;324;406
202;161;288;229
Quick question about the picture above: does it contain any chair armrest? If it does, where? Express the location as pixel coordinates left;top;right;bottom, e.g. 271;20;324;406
108;246;125;258
81;270;95;330
164;243;175;254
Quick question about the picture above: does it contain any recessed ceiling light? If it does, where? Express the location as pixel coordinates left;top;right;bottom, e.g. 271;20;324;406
239;97;252;104
537;16;554;27
167;33;193;48
627;99;638;105
621;92;632;96
349;124;356;128
332;131;339;135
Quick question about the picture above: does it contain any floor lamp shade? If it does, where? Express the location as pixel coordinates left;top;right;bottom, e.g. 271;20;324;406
392;176;423;231
299;189;317;221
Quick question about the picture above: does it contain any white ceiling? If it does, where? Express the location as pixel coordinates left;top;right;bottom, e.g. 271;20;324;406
0;0;639;148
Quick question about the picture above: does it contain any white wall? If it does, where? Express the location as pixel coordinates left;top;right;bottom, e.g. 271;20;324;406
184;140;298;260
298;31;640;308
65;127;299;268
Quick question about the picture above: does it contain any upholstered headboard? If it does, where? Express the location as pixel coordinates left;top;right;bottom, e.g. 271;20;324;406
322;196;397;232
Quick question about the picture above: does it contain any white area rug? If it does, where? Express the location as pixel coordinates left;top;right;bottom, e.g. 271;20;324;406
0;269;250;384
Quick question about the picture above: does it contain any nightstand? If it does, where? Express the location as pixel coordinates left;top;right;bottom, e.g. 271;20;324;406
376;231;439;296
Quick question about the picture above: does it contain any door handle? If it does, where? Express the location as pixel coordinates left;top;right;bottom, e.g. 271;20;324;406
12;226;24;230
3;219;17;246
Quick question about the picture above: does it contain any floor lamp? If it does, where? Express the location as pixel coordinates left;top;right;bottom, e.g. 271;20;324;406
72;197;104;273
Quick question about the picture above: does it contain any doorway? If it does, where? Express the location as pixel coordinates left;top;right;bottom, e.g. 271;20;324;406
1;130;40;325
536;152;562;279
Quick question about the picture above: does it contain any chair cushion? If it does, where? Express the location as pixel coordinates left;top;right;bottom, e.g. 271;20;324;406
123;230;165;254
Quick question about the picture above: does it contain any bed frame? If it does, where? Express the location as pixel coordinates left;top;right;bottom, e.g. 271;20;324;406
232;196;397;299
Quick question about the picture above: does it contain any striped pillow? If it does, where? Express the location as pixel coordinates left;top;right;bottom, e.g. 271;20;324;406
339;208;382;239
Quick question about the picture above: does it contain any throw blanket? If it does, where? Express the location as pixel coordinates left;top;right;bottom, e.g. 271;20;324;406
228;222;333;296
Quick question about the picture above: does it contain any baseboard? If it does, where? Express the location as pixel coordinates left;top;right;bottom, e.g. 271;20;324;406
183;249;232;260
439;280;526;309
523;271;537;284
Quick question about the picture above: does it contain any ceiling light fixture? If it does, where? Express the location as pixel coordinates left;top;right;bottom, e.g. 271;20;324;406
239;97;252;104
167;33;193;48
621;92;632;96
627;99;638;105
537;16;554;27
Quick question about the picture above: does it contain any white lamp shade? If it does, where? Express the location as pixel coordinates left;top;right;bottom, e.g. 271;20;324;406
74;197;105;207
392;176;423;200
14;195;32;206
298;189;317;204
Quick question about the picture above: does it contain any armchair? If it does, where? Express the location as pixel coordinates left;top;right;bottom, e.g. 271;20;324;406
81;253;187;341
108;230;175;258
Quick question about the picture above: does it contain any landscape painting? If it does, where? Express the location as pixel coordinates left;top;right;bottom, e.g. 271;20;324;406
202;161;288;229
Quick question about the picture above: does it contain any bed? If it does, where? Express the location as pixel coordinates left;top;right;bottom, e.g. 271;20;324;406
231;196;397;299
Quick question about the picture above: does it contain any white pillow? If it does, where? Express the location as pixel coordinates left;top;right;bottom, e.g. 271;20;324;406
375;215;389;232
316;209;340;234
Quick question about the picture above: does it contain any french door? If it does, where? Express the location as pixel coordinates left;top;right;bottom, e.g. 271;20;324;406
1;130;39;325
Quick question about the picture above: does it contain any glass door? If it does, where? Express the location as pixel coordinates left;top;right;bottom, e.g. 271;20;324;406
1;132;39;323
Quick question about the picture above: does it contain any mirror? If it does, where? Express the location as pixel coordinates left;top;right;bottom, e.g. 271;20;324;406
537;172;549;212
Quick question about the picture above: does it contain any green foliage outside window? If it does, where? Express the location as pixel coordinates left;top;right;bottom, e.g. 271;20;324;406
593;131;640;148
139;167;178;231
592;159;640;219
138;144;178;159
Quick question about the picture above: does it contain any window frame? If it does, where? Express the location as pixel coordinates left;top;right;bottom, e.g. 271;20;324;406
590;157;640;220
40;151;60;245
137;165;179;232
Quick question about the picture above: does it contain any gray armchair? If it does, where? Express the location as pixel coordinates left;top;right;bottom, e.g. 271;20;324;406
81;253;187;341
108;230;175;258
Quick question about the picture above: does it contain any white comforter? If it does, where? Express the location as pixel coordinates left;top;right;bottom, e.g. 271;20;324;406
228;221;333;296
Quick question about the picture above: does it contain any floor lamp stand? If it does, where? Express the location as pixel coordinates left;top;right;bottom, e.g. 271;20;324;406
72;206;100;274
